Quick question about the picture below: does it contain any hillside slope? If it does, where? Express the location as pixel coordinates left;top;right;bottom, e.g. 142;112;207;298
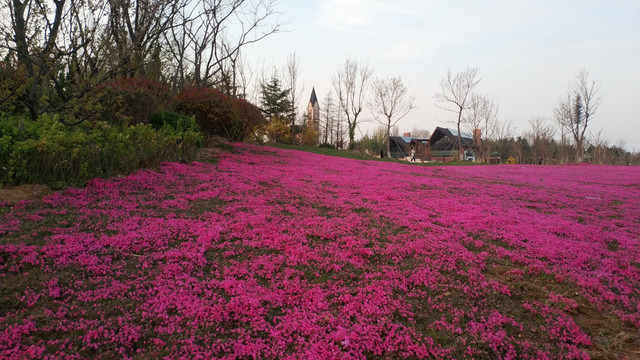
2;143;639;359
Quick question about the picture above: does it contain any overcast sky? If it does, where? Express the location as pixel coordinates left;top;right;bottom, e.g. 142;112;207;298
242;0;640;150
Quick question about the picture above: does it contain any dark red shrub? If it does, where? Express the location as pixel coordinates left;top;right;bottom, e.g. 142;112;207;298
229;98;267;142
175;87;235;140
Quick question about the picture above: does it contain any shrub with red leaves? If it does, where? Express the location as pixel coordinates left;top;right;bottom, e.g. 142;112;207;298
176;87;265;142
229;98;267;142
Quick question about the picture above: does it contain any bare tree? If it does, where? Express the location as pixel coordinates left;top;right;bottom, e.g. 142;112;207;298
589;129;608;164
335;105;346;149
321;91;337;145
1;0;108;118
236;54;259;100
410;126;430;138
553;98;572;164
435;67;481;160
465;94;499;162
493;118;515;162
554;69;601;163
166;0;280;91
333;58;373;149
105;0;187;78
463;93;483;160
481;98;499;163
284;52;304;122
283;51;304;142
526;116;555;164
369;76;415;156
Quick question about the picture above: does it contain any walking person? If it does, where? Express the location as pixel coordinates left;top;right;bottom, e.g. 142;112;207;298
411;148;416;162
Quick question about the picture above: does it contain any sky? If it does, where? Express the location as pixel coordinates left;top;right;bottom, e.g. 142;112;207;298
241;0;640;151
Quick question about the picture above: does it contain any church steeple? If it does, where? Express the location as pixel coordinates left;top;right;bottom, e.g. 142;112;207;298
306;87;320;143
309;87;318;106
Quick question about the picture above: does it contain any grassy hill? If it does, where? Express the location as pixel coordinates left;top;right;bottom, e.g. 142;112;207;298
1;143;639;359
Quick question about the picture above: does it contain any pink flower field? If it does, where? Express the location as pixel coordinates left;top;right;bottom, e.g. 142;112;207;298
1;143;639;359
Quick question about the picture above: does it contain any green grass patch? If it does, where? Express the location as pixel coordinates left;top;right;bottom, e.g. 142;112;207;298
267;143;482;166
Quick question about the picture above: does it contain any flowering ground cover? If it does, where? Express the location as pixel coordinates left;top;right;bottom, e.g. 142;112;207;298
1;143;640;359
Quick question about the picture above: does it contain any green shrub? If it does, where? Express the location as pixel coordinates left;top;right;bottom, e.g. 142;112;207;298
0;113;202;188
149;111;199;133
100;77;170;126
319;143;335;149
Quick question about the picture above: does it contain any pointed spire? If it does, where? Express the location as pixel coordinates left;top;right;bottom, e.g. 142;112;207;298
309;87;318;105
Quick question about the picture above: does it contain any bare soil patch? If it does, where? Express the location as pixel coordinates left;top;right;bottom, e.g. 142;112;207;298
0;184;52;203
196;146;226;162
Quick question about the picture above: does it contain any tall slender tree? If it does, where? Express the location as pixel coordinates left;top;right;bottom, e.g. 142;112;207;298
369;76;415;157
284;51;304;142
435;67;481;160
332;58;372;150
464;94;498;162
554;70;601;163
321;91;337;145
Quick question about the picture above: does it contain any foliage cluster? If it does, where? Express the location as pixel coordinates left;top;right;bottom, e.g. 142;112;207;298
0;113;201;188
489;136;637;165
0;0;277;187
355;127;387;156
176;87;266;143
0;75;271;187
0;0;280;119
101;78;171;126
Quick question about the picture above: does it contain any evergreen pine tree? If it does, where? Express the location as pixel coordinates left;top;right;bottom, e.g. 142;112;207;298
260;77;292;121
260;76;293;143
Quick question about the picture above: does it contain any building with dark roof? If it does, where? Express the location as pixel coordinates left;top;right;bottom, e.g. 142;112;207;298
306;87;320;133
385;127;480;162
404;127;478;162
428;127;476;162
389;136;413;158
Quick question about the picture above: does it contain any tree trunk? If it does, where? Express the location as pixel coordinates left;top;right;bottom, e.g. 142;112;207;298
386;116;391;158
456;109;463;161
348;120;356;150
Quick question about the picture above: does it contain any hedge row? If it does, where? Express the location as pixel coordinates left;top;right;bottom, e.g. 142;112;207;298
0;78;269;188
0;113;201;188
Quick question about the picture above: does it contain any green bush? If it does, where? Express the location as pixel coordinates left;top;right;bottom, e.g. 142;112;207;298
0;113;202;188
149;111;199;133
100;77;170;126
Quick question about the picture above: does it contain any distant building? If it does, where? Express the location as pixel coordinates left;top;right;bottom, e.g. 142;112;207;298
388;127;479;162
389;136;413;159
306;87;320;134
387;127;481;162
420;127;477;162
